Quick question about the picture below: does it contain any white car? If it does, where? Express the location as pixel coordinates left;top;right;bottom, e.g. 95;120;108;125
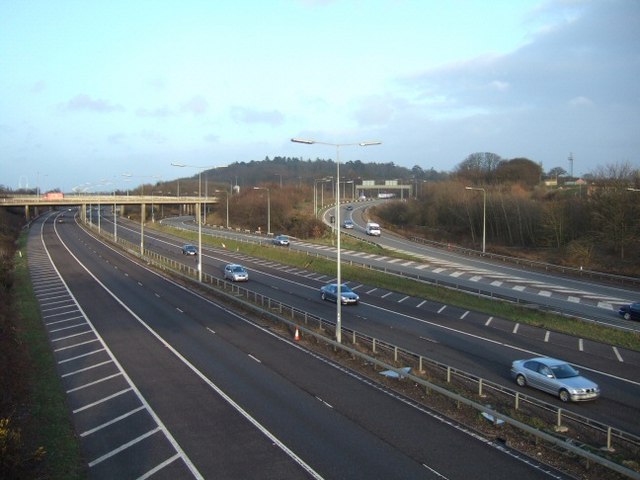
224;264;249;282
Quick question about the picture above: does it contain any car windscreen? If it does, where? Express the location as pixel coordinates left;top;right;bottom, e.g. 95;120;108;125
551;363;579;378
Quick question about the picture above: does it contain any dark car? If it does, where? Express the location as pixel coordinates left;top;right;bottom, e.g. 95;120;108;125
346;205;353;211
224;264;249;282
510;357;600;402
619;302;640;321
320;283;359;305
182;244;198;255
272;235;290;246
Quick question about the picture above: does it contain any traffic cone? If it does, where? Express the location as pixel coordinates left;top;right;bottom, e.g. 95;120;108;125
294;328;300;341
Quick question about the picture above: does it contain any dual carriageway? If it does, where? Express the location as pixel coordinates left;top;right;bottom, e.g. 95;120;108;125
18;198;640;479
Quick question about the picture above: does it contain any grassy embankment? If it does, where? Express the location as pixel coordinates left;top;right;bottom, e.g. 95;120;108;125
153;223;640;352
7;232;85;479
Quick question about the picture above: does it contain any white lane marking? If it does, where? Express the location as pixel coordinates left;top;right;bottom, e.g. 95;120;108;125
398;295;409;303
80;406;146;437
613;346;624;362
58;348;105;363
437;305;446;314
512;324;520;334
248;354;262;363
66;373;124;393
55;230;323;480
460;311;469;320
382;292;393;298
73;388;133;413
579;339;584;352
417;300;427;308
544;331;550;342
206;327;216;334
54;338;100;352
315;396;334;409
485;317;493;326
88;427;161;467
62;360;113;377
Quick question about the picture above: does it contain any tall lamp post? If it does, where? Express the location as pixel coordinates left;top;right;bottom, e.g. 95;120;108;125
465;186;487;254
291;137;381;343
172;163;219;282
253;187;270;235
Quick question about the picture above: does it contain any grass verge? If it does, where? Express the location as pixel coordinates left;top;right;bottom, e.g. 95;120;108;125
153;223;640;351
12;232;85;480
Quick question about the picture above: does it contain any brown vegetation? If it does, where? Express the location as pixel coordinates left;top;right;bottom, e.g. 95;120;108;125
373;180;640;276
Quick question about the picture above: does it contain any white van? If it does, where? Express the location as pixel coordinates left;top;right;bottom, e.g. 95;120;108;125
366;222;381;236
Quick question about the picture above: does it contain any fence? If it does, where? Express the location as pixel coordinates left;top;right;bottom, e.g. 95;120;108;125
91;222;640;479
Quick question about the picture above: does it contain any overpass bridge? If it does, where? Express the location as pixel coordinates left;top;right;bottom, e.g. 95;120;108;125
1;194;219;220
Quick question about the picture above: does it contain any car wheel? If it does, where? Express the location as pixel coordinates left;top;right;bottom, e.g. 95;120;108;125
516;375;526;387
624;312;631;320
321;293;326;301
559;389;570;402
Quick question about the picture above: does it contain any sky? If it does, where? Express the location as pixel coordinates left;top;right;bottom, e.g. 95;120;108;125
1;0;639;193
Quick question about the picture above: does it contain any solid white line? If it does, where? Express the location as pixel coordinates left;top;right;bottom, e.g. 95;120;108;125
58;348;105;363
50;323;88;333
398;295;409;303
437;305;446;314
66;373;123;393
578;338;584;351
512;323;520;334
544;331;550;342
460;311;469;319
62;360;113;377
80;406;146;437
51;330;94;342
54;228;321;480
138;453;182;480
88;427;161;467
54;338;100;352
485;317;493;326
46;315;85;325
417;300;426;308
73;388;133;413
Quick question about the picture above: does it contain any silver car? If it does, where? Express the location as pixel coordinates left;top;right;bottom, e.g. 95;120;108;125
510;357;600;402
320;283;359;305
223;264;249;282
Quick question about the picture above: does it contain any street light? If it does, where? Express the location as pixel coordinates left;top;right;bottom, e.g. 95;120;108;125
465;186;487;254
291;137;381;343
253;187;270;235
172;162;220;282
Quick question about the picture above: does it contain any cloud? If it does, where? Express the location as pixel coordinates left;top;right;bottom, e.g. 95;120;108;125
59;94;124;112
108;133;127;144
30;80;46;93
568;96;594;107
204;133;220;143
140;130;168;144
352;95;396;126
136;106;174;117
230;107;284;125
180;95;209;115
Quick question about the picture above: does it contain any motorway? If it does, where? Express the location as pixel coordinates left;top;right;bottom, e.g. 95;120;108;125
165;201;639;329
27;212;577;479
127;209;640;434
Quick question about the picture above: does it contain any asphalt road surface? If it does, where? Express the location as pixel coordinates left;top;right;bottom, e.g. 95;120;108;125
26;213;574;479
